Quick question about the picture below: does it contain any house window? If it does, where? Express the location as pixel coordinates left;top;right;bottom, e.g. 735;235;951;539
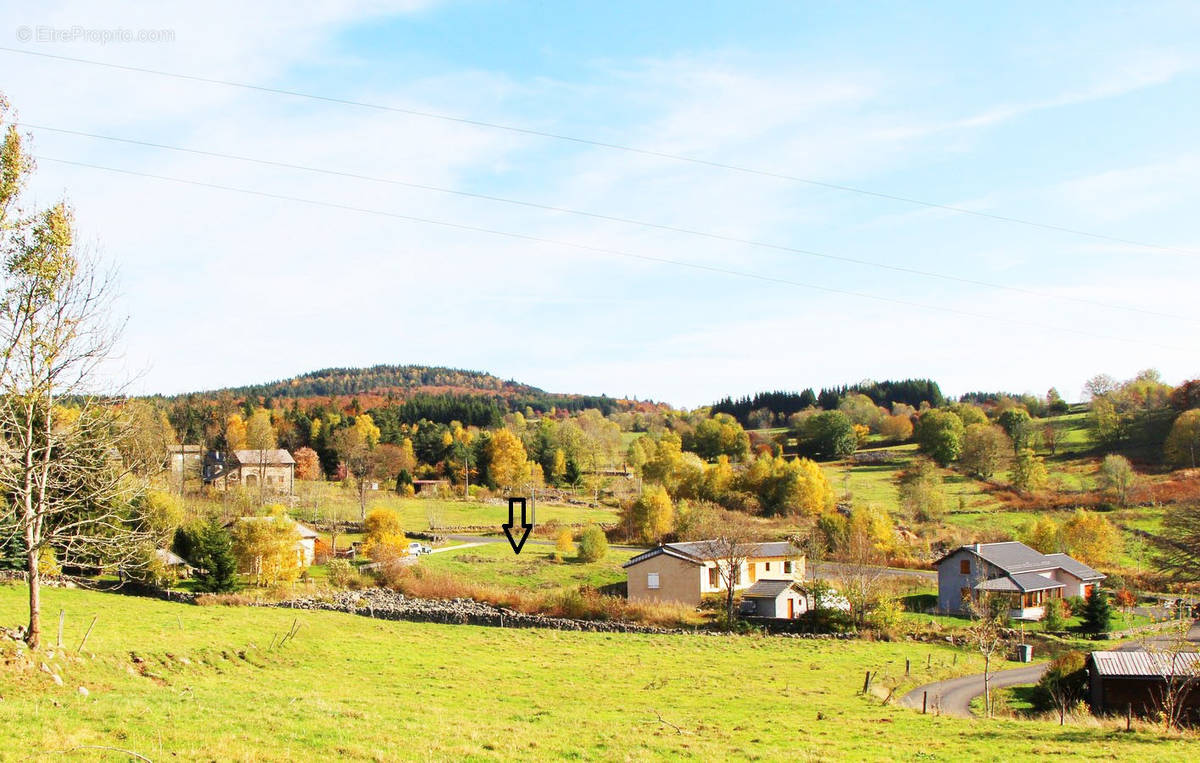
733;566;741;586
960;559;971;575
765;562;771;571
784;561;793;574
960;587;970;604
647;573;660;590
708;567;718;587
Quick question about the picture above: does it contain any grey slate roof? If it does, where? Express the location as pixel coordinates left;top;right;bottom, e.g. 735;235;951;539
622;540;800;569
1090;650;1200;678
742;580;799;598
977;572;1065;593
233;449;296;466
1043;553;1105;581
971;542;1058;573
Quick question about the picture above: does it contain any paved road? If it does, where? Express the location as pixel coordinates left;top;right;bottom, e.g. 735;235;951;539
899;663;1048;717
899;619;1200;717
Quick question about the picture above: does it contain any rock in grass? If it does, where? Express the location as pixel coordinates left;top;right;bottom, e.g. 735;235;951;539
51;673;63;686
77;686;89;697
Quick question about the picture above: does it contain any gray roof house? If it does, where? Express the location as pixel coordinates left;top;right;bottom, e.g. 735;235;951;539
935;541;1104;620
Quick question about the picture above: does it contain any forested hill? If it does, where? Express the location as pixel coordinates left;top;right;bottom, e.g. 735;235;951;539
164;364;645;424
712;379;946;425
200;365;543;401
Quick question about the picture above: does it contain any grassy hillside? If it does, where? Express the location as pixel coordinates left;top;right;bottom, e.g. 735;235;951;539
418;540;636;590
1;585;1194;760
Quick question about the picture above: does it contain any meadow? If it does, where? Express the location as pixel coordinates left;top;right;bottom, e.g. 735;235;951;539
2;584;1194;761
417;540;636;590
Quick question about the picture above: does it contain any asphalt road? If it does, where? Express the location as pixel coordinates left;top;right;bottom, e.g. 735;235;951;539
899;618;1200;717
899;663;1049;717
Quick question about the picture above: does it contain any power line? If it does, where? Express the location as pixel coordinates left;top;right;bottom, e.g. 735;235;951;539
4;45;1196;257
32;154;1188;353
19;122;1195;325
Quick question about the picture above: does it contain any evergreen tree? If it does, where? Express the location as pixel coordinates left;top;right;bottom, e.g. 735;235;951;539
191;518;239;593
1080;587;1112;634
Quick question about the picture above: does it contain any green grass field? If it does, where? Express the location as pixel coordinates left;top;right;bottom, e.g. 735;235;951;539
199;482;621;533
418;541;636;590
2;584;1193;760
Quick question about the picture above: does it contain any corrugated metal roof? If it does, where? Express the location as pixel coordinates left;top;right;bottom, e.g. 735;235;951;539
1091;650;1200;678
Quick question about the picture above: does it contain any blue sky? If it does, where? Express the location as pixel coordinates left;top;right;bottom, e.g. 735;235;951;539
2;0;1197;406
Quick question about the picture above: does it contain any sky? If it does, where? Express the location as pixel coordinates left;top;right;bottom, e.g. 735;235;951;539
0;0;1197;408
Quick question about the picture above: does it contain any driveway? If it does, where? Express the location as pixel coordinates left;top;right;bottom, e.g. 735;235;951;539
899;663;1047;717
899;619;1200;717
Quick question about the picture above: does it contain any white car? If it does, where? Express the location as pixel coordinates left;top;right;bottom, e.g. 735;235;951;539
407;542;433;556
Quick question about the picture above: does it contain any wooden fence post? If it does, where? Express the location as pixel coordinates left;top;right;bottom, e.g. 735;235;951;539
922;691;928;714
1126;703;1132;732
77;615;98;653
57;609;64;649
862;670;872;694
905;658;911;676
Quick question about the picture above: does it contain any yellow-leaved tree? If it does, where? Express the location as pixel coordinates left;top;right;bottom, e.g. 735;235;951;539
231;512;302;586
484;428;529;492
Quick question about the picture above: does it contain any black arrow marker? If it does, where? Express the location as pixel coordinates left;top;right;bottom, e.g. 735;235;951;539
502;496;533;554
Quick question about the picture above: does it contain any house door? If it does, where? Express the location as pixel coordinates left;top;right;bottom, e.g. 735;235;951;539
787;598;795;619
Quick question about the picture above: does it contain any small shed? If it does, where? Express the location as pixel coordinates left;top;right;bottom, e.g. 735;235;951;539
741;580;808;619
1088;650;1200;718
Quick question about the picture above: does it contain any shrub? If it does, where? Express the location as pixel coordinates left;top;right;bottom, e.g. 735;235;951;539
577;525;609;562
866;597;904;634
326;559;356;588
553;529;574;563
1042;598;1066;631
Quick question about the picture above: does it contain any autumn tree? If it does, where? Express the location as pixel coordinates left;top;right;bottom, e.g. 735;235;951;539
1019;515;1063;554
0;106;152;648
684;412;750;461
362;507;406;563
687;506;760;627
959;423;1010;480
1008;448;1048;493
997;408;1034;453
1061;509;1119;566
623;485;674;544
1165;409;1200;469
578;525;608;562
245;407;277;502
915;409;964;466
879;413;913;441
225;412;247;450
739;453;834;517
293;446;322;481
230;514;302;586
896;457;947;522
965;586;1009;718
332;414;382;519
117;399;177;476
839;506;894;627
1036;650;1087;725
1098;454;1136;506
483;427;529;493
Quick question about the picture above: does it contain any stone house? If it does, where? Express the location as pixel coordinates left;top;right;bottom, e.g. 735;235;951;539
204;449;296;494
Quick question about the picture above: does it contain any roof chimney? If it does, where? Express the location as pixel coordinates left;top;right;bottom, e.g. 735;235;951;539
973;543;981;553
